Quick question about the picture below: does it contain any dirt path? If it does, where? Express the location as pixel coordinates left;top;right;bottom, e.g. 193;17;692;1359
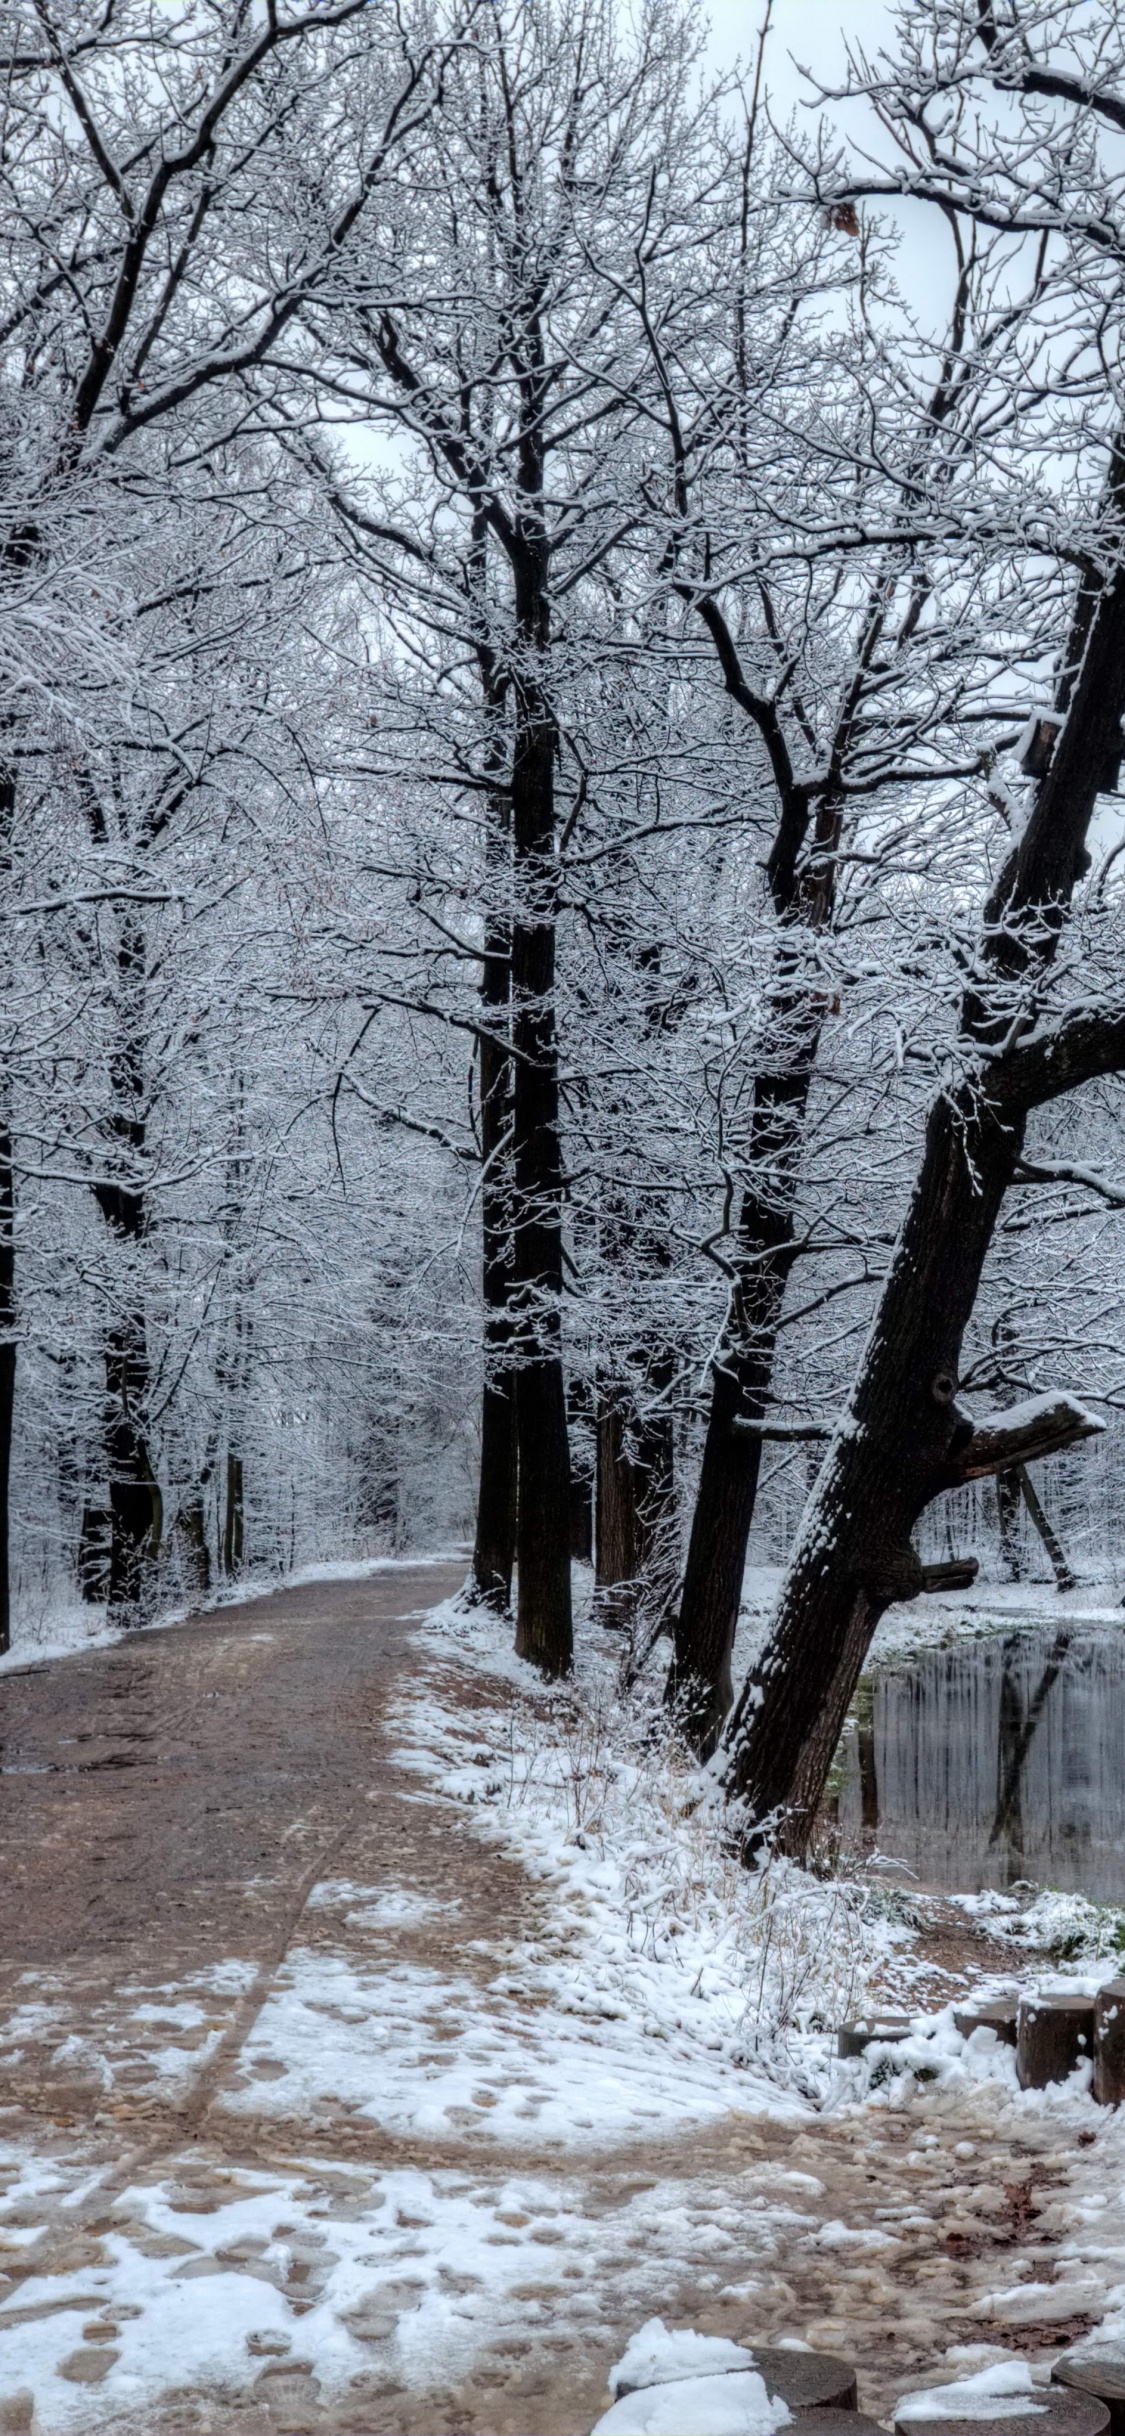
0;1569;1118;2435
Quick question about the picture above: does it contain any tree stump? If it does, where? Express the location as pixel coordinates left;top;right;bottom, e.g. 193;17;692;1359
837;2016;912;2058
1017;1992;1096;2089
789;2417;882;2433
1054;2344;1125;2434
747;2351;857;2413
1094;1981;1125;2106
894;2385;1108;2434
613;2348;857;2410
954;1998;1018;2043
592;2382;873;2436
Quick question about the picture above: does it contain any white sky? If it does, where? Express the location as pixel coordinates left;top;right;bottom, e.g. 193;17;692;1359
704;0;959;322
704;0;895;104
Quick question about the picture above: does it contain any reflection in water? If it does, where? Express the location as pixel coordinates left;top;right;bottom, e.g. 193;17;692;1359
836;1627;1125;1900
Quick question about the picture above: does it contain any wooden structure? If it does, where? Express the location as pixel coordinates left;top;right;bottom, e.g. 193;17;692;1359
1017;1992;1096;2089
1094;1981;1125;2106
953;1997;1018;2043
895;2386;1108;2434
837;2016;912;2058
1054;2345;1125;2435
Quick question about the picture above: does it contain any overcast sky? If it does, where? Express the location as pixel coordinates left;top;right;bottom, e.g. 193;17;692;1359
703;0;959;322
704;0;896;109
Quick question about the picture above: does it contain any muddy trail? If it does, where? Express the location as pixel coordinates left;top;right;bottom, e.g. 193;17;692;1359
0;1566;1119;2435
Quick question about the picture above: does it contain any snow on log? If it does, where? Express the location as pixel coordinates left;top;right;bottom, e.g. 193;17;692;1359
954;1393;1105;1482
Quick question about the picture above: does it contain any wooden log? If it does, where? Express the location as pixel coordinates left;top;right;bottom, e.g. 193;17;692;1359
894;2384;1108;2434
614;2348;857;2411
953;1997;1018;2044
1094;1980;1125;2106
837;2016;912;2059
749;2351;857;2413
1054;2344;1125;2436
1017;1992;1096;2089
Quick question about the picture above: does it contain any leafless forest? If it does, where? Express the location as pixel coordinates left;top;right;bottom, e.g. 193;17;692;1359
5;0;1125;1849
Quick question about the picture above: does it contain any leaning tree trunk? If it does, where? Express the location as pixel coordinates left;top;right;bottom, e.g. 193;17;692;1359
724;450;1125;1851
509;664;572;1676
723;1087;1026;1847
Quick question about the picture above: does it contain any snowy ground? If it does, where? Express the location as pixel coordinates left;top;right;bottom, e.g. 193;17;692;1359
2;1562;1125;2431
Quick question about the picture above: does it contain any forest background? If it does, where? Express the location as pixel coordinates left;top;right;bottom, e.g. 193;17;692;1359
7;0;1125;1848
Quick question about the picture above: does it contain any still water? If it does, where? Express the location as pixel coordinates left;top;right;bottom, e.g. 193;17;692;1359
833;1624;1125;1901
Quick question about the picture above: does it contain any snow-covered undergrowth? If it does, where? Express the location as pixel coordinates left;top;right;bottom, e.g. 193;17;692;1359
951;1886;1125;1965
394;1596;928;2105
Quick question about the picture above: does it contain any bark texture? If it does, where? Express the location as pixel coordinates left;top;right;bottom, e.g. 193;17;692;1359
595;1376;675;1632
470;804;517;1610
669;791;841;1753
509;669;571;1675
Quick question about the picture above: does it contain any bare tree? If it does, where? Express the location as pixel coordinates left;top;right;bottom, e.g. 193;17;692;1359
723;0;1125;1851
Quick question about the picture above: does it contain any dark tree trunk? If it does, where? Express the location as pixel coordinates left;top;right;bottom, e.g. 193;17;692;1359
596;1369;676;1631
103;1309;161;1616
668;988;824;1752
1017;1464;1076;1592
176;1491;212;1598
91;911;159;1620
471;915;516;1608
724;1086;1025;1848
470;634;517;1610
723;445;1125;1852
997;1467;1023;1578
79;1505;111;1603
567;1374;594;1563
222;1451;244;1578
0;751;15;1655
508;544;571;1675
596;1395;635;1625
0;1115;12;1657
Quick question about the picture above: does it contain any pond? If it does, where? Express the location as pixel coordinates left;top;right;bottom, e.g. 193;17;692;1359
832;1622;1125;1902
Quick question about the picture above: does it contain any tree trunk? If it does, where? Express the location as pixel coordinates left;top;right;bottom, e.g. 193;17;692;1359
104;1316;159;1617
176;1491;212;1599
1017;1464;1076;1592
723;446;1125;1851
470;914;516;1609
668;989;823;1752
567;1374;594;1563
508;605;571;1676
222;1451;244;1578
78;1505;111;1603
724;1090;1023;1847
0;1115;13;1658
596;1372;676;1632
91;910;158;1620
997;1467;1023;1578
471;660;517;1610
0;753;15;1656
596;1395;636;1625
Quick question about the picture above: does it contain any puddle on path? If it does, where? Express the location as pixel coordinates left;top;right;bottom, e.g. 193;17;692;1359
833;1623;1125;1900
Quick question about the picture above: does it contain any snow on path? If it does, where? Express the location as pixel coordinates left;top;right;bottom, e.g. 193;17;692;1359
3;1574;1125;2429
